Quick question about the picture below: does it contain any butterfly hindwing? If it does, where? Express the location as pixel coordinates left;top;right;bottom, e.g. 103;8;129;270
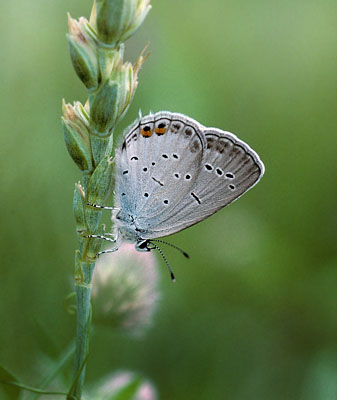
140;127;264;238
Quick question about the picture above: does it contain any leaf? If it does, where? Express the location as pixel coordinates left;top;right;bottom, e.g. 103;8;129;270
0;365;21;399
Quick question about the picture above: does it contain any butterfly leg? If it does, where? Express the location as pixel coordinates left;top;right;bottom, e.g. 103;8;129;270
97;247;119;256
83;234;117;243
87;202;119;211
85;233;122;257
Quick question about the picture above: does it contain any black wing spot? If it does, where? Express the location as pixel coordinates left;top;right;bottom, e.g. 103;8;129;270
163;199;169;205
123;170;129;175
229;184;236;191
132;133;138;140
121;193;126;196
174;173;180;179
226;172;235;179
143;167;148;172
191;192;201;204
205;164;213;171
162;154;169;159
143;125;151;132
144;192;149;198
172;153;179;159
158;123;166;129
216;168;223;176
131;156;138;161
152;177;164;186
152;162;156;166
185;174;191;180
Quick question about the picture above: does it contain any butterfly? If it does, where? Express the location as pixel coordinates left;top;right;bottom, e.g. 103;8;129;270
88;111;264;280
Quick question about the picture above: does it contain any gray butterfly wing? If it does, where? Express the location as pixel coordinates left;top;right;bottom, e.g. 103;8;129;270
145;127;264;238
115;112;207;236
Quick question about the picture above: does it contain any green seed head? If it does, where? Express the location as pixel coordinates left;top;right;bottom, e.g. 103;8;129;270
87;155;114;205
62;101;93;171
96;0;151;46
67;14;99;89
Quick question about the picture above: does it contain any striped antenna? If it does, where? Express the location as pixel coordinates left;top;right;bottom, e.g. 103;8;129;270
150;242;176;282
150;239;189;259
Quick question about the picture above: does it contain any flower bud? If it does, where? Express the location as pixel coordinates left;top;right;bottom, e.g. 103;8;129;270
117;46;149;120
73;182;88;235
89;370;157;400
62;100;93;171
87;155;114;206
90;79;119;136
67;14;99;90
91;243;159;336
96;0;151;46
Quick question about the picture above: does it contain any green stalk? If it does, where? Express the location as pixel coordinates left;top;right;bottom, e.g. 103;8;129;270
72;262;94;399
63;1;151;398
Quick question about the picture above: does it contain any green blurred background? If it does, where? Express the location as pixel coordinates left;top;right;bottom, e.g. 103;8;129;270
1;0;336;399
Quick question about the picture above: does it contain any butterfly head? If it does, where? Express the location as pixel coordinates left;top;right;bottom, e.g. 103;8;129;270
135;239;152;252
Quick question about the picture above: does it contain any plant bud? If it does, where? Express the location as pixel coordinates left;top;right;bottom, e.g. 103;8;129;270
62;101;92;171
96;0;151;45
90;79;119;136
67;14;99;89
87;155;114;205
73;182;88;235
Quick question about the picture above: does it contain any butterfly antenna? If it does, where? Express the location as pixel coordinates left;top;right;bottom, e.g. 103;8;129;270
151;243;176;282
150;239;190;259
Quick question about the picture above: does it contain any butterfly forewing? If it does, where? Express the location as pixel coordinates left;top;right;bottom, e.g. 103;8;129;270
115;112;207;230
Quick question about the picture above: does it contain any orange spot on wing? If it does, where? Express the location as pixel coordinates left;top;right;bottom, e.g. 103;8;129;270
141;129;153;137
155;128;166;135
